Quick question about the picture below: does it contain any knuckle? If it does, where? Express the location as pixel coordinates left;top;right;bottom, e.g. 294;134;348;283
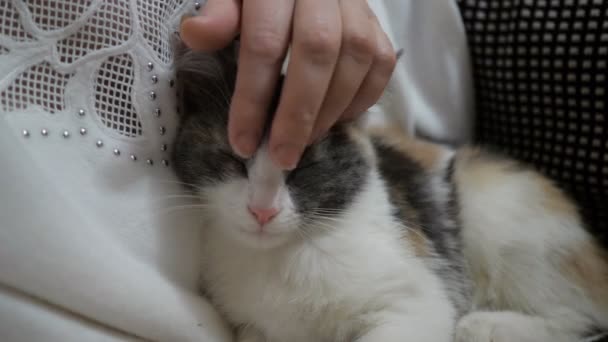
375;46;398;75
292;108;317;128
243;28;285;62
299;27;340;63
342;30;375;63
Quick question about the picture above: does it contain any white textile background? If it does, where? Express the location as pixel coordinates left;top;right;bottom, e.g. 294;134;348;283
0;0;473;340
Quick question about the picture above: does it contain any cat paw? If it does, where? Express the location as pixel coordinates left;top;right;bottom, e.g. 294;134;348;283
454;312;565;342
454;312;530;342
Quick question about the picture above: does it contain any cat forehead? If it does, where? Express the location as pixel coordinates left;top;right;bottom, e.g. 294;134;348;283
249;145;283;181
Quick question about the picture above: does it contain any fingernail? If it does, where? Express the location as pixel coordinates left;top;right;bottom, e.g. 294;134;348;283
180;13;195;25
233;133;257;158
272;144;301;170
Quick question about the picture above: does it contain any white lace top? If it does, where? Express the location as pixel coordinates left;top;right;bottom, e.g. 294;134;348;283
0;1;473;340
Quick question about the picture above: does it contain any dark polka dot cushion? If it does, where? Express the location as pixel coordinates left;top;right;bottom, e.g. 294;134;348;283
456;0;608;251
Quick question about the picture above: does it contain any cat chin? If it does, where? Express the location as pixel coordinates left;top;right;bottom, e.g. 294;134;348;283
224;225;295;250
235;232;293;250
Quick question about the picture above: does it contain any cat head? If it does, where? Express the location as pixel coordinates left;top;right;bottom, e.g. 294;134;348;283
172;40;374;249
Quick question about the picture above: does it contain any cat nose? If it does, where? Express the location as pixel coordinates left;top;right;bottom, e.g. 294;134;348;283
248;206;280;225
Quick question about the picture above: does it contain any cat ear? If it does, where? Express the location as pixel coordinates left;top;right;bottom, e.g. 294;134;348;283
173;33;238;117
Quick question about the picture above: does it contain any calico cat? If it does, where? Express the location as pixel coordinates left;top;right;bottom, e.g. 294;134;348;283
171;40;608;342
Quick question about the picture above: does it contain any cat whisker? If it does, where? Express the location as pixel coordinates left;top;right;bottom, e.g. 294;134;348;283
148;180;205;193
299;219;338;235
147;179;187;184
159;204;209;213
149;194;202;202
295;225;335;253
311;207;344;213
153;205;244;221
305;215;346;226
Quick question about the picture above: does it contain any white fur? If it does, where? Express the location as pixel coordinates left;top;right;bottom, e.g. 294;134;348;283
247;145;285;210
199;165;455;342
196;145;607;342
454;161;608;341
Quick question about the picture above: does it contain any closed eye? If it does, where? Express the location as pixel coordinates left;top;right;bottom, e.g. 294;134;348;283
286;160;322;182
220;151;247;175
298;160;321;170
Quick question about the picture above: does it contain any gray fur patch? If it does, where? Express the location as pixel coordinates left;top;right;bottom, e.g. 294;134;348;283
373;140;472;315
171;40;371;222
287;128;370;219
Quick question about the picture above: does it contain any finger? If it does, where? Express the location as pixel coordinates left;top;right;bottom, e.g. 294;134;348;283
180;0;241;52
342;17;397;121
310;0;375;142
269;0;342;169
228;0;295;158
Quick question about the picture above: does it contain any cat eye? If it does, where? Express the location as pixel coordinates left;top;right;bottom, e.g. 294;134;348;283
286;159;322;182
220;151;248;175
297;160;321;171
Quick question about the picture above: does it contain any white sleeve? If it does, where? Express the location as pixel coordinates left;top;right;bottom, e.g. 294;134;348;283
0;1;231;341
368;0;475;144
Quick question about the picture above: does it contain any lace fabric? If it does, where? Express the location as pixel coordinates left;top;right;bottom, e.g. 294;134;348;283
0;1;236;341
0;0;190;141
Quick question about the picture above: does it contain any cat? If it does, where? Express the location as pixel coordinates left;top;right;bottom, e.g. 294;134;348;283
171;39;608;342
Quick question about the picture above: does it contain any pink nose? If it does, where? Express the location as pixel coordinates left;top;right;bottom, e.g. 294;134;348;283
248;206;280;225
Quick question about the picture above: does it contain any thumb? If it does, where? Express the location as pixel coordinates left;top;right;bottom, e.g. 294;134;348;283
180;0;241;52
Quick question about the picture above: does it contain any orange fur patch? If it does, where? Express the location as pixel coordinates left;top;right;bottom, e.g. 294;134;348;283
346;125;376;165
367;126;448;171
406;224;430;257
455;148;579;218
537;176;579;218
562;242;608;309
454;148;605;302
453;148;519;188
392;194;429;257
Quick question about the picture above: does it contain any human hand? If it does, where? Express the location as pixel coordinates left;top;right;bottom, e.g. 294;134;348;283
180;0;397;170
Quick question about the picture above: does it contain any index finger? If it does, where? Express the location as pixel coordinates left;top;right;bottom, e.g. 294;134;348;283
268;0;342;169
228;0;295;158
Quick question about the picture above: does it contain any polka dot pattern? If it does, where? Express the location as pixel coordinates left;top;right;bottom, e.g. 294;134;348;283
457;0;608;247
